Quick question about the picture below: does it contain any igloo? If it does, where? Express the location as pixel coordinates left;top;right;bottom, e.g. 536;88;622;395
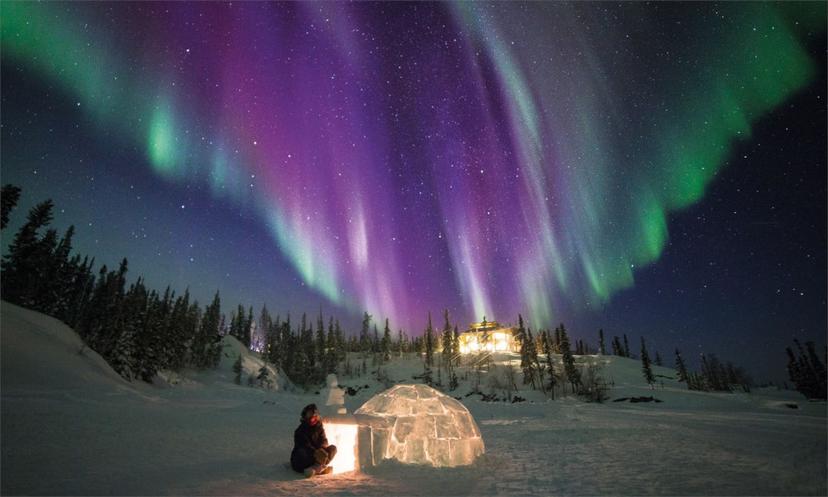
354;384;485;467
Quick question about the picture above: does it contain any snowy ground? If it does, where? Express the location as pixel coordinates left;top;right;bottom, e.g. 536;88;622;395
2;302;825;496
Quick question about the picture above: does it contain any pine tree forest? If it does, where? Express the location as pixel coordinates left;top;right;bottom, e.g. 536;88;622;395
2;186;819;399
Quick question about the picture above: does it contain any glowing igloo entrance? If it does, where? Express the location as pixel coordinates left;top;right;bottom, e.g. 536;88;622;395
354;384;485;467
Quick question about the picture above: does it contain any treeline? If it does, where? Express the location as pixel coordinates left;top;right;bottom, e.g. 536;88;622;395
4;185;819;398
671;348;752;393
255;308;454;387
0;186;451;389
785;339;827;400
0;185;443;389
460;318;606;402
505;319;755;398
1;186;223;381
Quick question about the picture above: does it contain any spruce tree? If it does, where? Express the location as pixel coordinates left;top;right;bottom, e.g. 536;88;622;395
623;334;631;358
424;312;434;368
185;300;202;366
449;368;459;391
298;313;315;384
135;290;162;381
280;317;295;380
36;224;76;316
448;324;461;388
65;255;95;329
360;312;372;355
785;341;827;400
528;327;544;392
113;323;139;380
334;319;345;363
541;330;557;399
167;289;192;371
257;364;271;388
553;326;562;354
805;342;827;396
675;348;689;383
112;278;148;380
316;311;326;369
255;305;271;355
230;304;245;342
640;337;654;388
233;354;243;385
84;259;129;364
452;325;460;363
699;354;719;391
598;329;605;355
245;306;255;349
517;315;540;389
559;324;580;393
28;228;58;310
1;184;22;229
786;347;803;393
153;285;175;370
194;291;222;368
442;310;454;371
1;199;54;304
382;318;392;362
325;316;337;374
515;315;528;381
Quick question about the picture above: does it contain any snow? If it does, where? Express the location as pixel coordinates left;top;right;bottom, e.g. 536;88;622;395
320;373;347;416
2;301;826;495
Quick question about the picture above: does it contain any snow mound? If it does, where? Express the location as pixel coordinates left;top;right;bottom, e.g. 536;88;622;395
355;383;485;467
211;334;285;391
0;301;130;394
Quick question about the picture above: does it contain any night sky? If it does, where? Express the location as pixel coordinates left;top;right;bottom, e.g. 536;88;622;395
1;2;825;381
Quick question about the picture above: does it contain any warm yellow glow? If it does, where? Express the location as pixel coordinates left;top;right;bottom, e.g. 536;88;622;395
457;327;519;354
324;422;358;474
354;384;486;467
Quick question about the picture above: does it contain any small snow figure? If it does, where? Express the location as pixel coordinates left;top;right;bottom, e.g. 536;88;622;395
321;373;346;416
290;404;337;478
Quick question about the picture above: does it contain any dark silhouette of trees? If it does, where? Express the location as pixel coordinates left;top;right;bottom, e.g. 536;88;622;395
786;339;827;400
1;184;22;229
640;337;655;388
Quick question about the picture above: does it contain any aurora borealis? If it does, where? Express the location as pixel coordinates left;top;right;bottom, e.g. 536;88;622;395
2;2;825;378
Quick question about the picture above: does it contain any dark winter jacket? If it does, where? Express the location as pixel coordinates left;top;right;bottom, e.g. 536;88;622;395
290;420;328;471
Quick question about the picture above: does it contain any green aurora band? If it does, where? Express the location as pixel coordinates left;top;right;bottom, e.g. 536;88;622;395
2;2;823;328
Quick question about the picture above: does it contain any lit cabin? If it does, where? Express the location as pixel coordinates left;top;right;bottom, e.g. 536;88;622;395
457;319;519;354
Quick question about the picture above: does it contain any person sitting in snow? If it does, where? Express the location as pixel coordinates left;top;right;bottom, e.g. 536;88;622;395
290;403;337;477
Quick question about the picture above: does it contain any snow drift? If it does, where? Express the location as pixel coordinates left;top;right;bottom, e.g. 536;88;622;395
0;301;130;394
